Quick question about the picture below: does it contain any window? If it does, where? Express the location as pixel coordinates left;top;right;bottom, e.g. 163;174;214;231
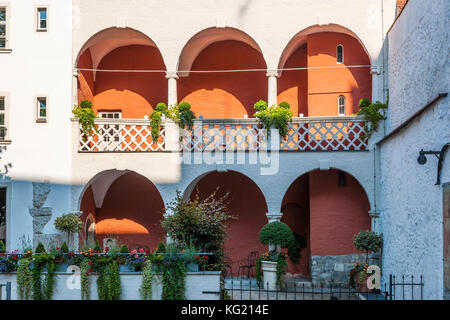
36;97;47;122
0;96;6;139
37;7;47;31
0;7;7;48
337;44;344;64
338;96;345;116
98;111;121;143
99;111;121;119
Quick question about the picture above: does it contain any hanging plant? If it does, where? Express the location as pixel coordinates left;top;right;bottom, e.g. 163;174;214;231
43;261;56;300
161;255;186;300
16;258;32;300
80;259;91;300
106;261;121;300
356;97;388;139
140;260;153;300
149;102;196;141
253;100;293;138
72;100;98;136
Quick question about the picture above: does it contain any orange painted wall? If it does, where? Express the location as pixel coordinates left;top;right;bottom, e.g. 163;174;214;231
306;32;371;116
77;49;95;104
178;40;267;118
190;171;268;276
94;45;167;118
308;169;371;256
94;172;165;250
281;174;310;277
277;44;308;117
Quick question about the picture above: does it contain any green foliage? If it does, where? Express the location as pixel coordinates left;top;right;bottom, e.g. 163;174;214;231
96;264;108;300
16;258;32;300
286;232;307;264
94;240;102;252
353;230;383;254
275;254;288;288
259;222;294;248
106;261;121;300
161;258;186;300
80;259;91;300
43;261;56;300
255;257;262;286
149;101;196;141
162;190;232;269
35;242;46;253
60;242;69;253
156;242;166;254
140;261;153;300
356;98;388;139
119;244;130;254
0;240;5;253
54;213;83;242
253;100;293;138
72;100;98;136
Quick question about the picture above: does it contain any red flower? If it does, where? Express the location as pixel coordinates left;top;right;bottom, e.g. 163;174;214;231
88;261;93;266
88;269;93;273
105;247;109;252
195;256;200;260
57;247;60;250
203;255;209;260
12;256;17;260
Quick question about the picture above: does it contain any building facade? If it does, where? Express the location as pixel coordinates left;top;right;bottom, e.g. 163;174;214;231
1;0;448;299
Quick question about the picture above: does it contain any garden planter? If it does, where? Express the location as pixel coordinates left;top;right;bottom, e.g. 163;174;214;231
119;264;135;272
261;261;278;291
187;264;199;272
357;274;371;293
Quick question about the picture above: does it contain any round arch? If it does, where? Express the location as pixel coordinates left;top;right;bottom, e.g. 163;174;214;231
177;27;266;77
185;170;269;276
78;170;166;251
277;23;372;75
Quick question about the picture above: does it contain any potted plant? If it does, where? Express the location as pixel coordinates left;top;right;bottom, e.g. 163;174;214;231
126;248;147;272
181;243;199;272
349;230;383;292
257;221;294;290
54;213;83;249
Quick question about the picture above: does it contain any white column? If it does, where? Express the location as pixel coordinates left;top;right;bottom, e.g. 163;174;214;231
72;69;79;107
166;71;179;107
266;70;279;107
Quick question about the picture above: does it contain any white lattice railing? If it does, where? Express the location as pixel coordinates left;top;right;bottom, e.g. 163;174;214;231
78;118;165;152
77;116;367;152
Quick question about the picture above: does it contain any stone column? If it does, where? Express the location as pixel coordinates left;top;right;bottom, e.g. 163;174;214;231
72;69;79;107
266;70;279;107
166;71;179;107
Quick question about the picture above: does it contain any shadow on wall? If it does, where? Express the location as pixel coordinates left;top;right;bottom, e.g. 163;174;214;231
178;40;267;119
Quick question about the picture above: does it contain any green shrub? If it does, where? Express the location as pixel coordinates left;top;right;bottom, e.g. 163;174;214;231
72;100;98;136
60;242;69;253
0;240;5;253
119;244;129;254
156;242;166;253
253;100;293;138
353;230;383;263
35;242;46;253
54;213;83;243
259;221;294;248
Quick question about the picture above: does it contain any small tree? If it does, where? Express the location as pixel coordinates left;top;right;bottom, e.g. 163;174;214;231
259;221;294;252
54;213;83;246
353;230;383;264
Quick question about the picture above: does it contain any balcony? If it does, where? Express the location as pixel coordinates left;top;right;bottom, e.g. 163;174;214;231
76;116;368;153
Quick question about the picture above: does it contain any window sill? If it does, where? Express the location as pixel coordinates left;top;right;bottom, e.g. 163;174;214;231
36;118;47;123
0;140;11;145
36;29;48;33
0;49;12;54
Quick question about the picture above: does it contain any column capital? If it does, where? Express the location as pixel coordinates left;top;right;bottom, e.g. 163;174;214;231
370;65;382;75
368;210;379;218
266;212;283;222
72;69;79;78
266;69;279;78
166;71;179;79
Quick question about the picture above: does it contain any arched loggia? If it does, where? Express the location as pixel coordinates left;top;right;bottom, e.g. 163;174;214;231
185;170;268;276
79;170;165;250
281;169;371;278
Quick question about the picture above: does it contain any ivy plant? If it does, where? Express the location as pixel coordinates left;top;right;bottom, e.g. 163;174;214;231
149;102;196;141
16;258;32;300
140;260;153;300
72;100;98;137
253;100;293;138
356;97;388;139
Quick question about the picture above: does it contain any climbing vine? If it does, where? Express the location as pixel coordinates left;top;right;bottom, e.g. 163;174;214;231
139;261;153;300
253;100;293;138
149;102;196;141
80;259;91;300
72;100;98;136
16;258;32;300
161;257;186;300
96;259;121;300
356;96;388;139
43;261;56;300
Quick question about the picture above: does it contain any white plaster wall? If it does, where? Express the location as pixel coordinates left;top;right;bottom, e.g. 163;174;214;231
0;0;73;251
72;0;396;71
379;0;450;300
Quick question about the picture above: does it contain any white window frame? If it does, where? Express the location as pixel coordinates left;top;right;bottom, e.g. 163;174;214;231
98;111;122;144
0;4;10;52
36;6;48;32
337;44;344;64
338;95;346;116
98;111;122;119
36;96;48;123
0;183;11;252
0;93;10;142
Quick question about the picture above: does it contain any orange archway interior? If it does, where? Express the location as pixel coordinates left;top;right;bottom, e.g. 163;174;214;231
178;40;267;118
278;32;372;117
79;172;165;250
281;169;371;278
189;171;268;276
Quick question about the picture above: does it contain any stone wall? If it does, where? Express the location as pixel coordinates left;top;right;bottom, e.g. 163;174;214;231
310;253;380;285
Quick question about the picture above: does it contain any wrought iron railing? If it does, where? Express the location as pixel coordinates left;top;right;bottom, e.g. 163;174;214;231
77;116;368;152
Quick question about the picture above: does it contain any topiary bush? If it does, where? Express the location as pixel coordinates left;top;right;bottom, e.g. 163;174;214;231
60;242;69;253
35;242;46;253
259;221;294;248
119;244;129;254
353;230;383;263
54;213;83;244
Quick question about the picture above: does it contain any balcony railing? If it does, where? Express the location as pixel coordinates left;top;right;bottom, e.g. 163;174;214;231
77;116;368;152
